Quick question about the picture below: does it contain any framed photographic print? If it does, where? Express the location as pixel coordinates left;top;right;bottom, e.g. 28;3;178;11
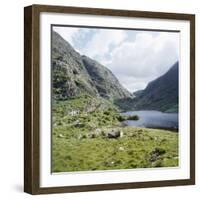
24;4;195;194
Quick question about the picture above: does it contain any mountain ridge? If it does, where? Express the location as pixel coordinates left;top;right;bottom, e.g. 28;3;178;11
133;62;179;112
52;30;132;101
52;30;178;113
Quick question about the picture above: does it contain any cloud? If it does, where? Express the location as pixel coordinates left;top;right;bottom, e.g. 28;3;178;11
53;27;179;93
80;29;127;62
53;26;80;44
118;76;150;92
106;32;179;92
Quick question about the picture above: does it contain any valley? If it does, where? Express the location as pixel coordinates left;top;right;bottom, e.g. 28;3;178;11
52;95;178;172
51;30;179;172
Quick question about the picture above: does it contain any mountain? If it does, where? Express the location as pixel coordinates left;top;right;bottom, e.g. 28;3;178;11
52;31;99;99
133;62;179;112
52;30;178;112
52;31;131;100
133;90;143;98
82;55;131;99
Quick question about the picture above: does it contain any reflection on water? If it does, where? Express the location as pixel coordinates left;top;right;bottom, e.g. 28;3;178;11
121;110;178;131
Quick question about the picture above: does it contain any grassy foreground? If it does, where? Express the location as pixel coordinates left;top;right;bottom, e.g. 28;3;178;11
52;95;179;172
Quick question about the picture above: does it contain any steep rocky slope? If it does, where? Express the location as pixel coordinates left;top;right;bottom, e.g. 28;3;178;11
52;30;131;100
133;62;179;112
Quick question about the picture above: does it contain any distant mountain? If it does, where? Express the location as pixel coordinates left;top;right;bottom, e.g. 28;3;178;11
52;30;178;113
133;90;143;98
133;62;179;112
52;31;131;100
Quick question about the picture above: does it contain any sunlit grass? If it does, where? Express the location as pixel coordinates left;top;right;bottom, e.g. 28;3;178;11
52;96;178;172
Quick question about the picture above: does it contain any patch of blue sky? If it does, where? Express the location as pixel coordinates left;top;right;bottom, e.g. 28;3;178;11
72;28;98;52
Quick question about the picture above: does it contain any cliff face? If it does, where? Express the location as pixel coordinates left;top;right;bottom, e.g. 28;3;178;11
52;30;178;112
52;31;131;100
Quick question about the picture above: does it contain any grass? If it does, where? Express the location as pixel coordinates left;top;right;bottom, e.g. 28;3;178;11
52;95;179;172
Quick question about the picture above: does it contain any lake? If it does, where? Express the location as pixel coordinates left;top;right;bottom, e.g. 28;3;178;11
121;110;178;131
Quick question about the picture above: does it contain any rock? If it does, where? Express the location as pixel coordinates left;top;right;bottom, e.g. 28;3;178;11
58;134;64;138
74;120;84;128
150;148;166;162
52;31;131;101
107;129;121;139
150;152;159;162
95;128;102;135
111;161;115;165
119;147;124;151
77;134;82;140
120;130;124;138
74;120;80;124
68;109;80;116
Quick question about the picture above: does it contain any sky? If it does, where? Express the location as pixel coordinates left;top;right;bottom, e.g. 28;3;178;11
53;26;179;93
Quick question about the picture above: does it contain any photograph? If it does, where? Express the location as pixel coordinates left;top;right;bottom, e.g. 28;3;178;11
51;25;179;173
24;5;195;194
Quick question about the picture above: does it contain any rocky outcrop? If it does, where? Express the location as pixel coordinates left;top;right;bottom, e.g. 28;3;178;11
52;30;131;101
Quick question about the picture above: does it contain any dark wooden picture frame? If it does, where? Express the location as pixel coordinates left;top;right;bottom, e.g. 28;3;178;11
24;4;195;195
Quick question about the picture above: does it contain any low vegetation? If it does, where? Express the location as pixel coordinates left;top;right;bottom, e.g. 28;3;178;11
116;115;139;122
126;115;139;120
52;95;178;172
51;31;179;173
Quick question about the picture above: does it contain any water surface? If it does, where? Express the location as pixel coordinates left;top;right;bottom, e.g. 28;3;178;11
121;110;178;131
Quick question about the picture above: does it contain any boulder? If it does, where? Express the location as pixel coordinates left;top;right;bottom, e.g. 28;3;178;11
95;128;102;135
107;129;122;139
74;120;84;128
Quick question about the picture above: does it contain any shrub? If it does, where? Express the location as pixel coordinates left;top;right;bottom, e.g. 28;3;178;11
117;115;126;122
154;147;166;155
127;115;139;120
103;110;110;115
